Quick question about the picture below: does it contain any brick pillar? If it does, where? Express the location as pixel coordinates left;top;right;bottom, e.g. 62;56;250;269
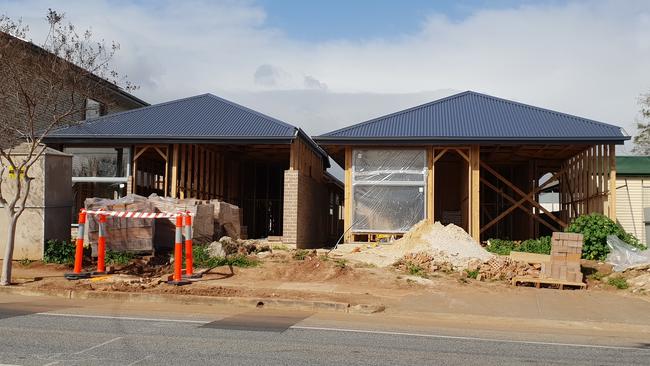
283;170;299;245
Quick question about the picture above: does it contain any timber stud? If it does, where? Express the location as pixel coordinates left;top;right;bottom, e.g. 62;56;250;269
64;210;91;280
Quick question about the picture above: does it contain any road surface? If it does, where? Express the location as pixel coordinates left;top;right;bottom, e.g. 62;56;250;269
0;294;648;365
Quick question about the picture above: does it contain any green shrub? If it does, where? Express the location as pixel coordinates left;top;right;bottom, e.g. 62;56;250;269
518;236;552;254
566;213;645;260
43;239;77;265
607;276;629;290
105;250;135;265
486;239;517;255
334;259;348;269
487;236;552;255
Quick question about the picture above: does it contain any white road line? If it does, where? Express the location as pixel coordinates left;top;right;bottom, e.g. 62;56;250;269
126;355;153;366
32;312;649;352
72;337;123;355
290;326;650;351
36;312;208;324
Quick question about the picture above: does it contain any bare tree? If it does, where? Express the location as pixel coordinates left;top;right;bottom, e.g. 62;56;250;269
0;9;136;285
632;92;650;155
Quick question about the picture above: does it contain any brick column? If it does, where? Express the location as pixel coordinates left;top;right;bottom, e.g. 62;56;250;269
282;170;299;245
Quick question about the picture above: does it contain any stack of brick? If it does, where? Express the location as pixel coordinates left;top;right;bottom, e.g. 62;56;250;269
541;232;584;283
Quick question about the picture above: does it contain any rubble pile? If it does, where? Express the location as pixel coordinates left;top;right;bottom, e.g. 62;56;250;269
207;236;270;258
474;257;539;281
393;251;454;273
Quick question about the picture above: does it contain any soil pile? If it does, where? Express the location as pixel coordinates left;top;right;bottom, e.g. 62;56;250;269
346;220;493;269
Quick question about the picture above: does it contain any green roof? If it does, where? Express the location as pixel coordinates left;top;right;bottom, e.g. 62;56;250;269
617;156;650;176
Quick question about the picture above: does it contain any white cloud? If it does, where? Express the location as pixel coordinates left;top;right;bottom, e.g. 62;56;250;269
3;0;650;159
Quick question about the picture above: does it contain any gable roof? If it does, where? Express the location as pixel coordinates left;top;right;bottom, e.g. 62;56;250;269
315;91;629;144
45;93;328;163
617;156;650;176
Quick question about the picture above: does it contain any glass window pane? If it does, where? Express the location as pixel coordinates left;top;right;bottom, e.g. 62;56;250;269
352;185;425;232
71;181;127;223
64;147;128;177
353;149;426;182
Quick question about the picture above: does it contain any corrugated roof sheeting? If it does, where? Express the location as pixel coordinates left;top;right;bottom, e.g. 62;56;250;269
317;91;628;143
48;94;296;138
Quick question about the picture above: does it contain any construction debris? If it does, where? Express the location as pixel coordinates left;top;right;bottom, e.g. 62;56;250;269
211;200;241;239
393;252;454;273
148;194;214;244
477;256;539;281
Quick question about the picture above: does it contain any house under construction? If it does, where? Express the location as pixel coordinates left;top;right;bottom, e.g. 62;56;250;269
45;94;343;248
314;91;629;243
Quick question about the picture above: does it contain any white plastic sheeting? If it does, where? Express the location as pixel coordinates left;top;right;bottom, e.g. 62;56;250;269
606;235;650;272
352;149;426;232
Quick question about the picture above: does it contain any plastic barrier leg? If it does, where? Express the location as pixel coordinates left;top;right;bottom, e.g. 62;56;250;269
92;213;107;276
182;213;201;279
65;210;91;280
168;213;190;286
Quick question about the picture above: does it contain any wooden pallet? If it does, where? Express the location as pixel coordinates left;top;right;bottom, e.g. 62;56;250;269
511;276;586;290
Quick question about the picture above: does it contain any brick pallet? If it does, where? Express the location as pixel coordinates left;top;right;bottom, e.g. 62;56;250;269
513;232;586;290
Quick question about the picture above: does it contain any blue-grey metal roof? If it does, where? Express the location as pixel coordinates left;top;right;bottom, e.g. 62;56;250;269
315;91;629;144
45;93;328;163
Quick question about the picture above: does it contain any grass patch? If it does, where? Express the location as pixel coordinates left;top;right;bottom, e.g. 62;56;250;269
334;259;348;269
191;244;258;268
465;269;479;279
406;263;428;278
293;249;310;261
105;250;135;266
607;276;629;290
272;244;289;251
587;272;606;281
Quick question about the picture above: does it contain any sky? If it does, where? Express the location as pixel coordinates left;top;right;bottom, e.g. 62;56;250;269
2;0;649;173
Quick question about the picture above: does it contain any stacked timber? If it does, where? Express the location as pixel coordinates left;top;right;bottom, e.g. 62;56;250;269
541;232;584;283
210;199;241;239
148;194;214;247
85;195;155;253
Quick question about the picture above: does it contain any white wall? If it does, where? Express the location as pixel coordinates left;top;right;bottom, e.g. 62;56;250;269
616;176;650;245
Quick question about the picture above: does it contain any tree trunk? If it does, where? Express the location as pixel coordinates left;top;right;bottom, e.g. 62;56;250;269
1;215;18;286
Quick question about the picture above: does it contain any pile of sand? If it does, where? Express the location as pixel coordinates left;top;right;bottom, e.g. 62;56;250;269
344;220;493;269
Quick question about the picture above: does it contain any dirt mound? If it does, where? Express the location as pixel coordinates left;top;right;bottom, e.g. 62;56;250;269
270;255;357;282
344;220;492;269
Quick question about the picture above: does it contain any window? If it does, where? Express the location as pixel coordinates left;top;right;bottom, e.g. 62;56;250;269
352;149;426;232
63;147;130;223
85;98;105;119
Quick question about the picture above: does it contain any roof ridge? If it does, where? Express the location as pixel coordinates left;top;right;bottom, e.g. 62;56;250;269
468;91;621;131
204;94;298;132
319;91;471;137
51;93;212;133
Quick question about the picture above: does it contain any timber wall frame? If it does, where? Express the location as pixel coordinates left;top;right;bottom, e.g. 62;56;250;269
342;143;618;244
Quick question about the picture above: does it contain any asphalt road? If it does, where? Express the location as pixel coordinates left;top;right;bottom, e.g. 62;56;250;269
0;299;649;365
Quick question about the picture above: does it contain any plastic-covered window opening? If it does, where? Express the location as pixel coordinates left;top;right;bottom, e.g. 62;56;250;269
352;149;427;233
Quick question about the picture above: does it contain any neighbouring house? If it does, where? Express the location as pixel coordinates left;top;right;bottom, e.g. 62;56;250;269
615;156;650;245
44;94;343;248
0;32;148;132
314;91;629;243
0;32;148;260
